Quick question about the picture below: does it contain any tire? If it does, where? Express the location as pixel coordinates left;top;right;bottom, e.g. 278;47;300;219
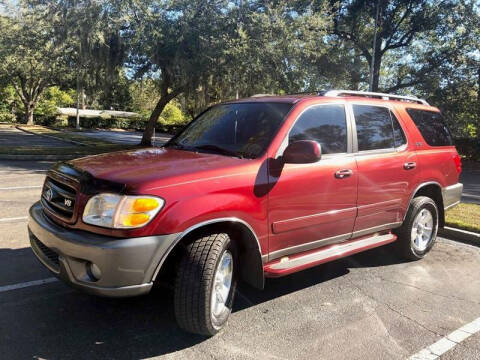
393;196;439;261
174;232;237;336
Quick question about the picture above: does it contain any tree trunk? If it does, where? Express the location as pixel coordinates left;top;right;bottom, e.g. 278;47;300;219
25;102;34;125
371;54;382;92
141;93;176;146
25;105;33;125
76;76;81;129
477;67;480;140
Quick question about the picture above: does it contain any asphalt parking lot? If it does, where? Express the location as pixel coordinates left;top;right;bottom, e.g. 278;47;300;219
1;159;479;360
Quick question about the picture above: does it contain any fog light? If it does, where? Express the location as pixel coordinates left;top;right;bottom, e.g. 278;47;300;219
87;262;102;281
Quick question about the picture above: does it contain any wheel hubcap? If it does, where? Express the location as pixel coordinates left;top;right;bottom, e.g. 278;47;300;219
211;250;233;319
411;208;435;251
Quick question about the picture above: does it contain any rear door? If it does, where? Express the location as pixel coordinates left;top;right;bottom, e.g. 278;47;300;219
267;103;358;260
350;103;418;237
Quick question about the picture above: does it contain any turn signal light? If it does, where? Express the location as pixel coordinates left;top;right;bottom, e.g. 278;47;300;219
122;213;150;227
133;198;159;212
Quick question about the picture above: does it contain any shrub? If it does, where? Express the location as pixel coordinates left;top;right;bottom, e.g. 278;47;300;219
455;138;480;161
0;112;17;123
158;102;186;125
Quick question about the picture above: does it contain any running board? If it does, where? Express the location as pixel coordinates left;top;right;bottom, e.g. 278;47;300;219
264;233;397;277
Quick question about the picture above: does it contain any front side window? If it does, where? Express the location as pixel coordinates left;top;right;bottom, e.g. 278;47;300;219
289;104;348;154
166;102;293;158
406;109;453;146
353;105;395;151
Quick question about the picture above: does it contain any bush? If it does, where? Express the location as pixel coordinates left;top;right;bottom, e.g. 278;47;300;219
63;115;185;135
35;114;69;127
0;112;17;123
158;102;186;125
455;138;480;161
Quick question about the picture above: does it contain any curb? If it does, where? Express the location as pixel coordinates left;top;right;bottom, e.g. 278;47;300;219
439;227;480;247
0;154;79;161
15;126;88;147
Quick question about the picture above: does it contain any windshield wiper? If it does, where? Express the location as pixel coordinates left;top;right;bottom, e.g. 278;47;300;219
193;144;244;159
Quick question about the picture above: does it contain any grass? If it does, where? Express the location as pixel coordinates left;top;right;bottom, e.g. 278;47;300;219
445;203;480;233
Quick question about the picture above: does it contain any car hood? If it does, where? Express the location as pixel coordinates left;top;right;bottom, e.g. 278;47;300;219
68;147;252;192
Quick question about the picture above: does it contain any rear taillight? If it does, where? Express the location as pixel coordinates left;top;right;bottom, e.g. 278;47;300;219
453;153;462;174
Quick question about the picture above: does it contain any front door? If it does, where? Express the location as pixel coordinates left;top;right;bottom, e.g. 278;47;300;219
267;103;358;261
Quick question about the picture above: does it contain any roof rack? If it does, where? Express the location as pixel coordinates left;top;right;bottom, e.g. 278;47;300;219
250;94;276;97
324;90;429;106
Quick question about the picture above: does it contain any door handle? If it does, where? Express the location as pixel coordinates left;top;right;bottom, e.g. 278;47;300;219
335;169;353;179
404;162;416;170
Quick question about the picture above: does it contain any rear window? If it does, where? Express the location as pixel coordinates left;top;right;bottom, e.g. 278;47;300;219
406;109;453;146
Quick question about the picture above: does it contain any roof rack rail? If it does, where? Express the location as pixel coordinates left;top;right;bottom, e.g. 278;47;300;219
324;90;429;106
250;93;276;97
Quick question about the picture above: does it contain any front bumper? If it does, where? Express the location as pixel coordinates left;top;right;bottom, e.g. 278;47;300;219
28;202;180;297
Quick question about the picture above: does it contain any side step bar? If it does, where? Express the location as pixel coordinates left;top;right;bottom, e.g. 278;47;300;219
264;233;397;277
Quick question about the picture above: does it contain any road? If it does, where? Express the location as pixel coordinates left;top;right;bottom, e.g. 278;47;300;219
1;159;480;360
64;129;172;146
460;170;480;205
0;126;70;147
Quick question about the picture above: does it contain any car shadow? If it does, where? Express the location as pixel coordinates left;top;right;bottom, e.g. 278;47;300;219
0;244;405;359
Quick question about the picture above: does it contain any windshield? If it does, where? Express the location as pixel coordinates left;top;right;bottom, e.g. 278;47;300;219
166;102;293;159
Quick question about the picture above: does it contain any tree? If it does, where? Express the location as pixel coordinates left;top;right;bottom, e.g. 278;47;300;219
126;0;234;145
33;0;130;125
330;0;459;92
0;4;69;124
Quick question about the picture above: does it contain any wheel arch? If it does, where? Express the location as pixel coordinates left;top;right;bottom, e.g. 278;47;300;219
407;182;445;227
152;218;265;289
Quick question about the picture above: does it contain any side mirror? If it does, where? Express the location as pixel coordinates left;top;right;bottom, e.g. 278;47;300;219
283;140;321;164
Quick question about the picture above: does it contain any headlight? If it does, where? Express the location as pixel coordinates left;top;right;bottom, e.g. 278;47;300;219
82;194;164;229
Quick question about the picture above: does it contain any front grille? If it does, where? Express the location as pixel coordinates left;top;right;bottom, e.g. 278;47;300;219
41;175;77;221
31;234;60;270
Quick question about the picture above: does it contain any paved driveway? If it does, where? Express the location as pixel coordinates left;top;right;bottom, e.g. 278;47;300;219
65;129;172;146
460;170;480;204
0;160;479;359
0;126;70;147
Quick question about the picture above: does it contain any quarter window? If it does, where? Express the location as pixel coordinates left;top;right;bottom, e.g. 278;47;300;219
289;104;347;154
353;105;395;151
391;112;407;147
406;109;453;146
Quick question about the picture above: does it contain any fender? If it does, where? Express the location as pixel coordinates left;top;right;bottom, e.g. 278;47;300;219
151;217;265;289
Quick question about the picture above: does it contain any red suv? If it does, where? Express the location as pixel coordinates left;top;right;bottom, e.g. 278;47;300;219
28;90;463;335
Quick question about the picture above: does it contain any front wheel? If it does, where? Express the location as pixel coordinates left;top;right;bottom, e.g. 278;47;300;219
393;196;439;261
174;232;237;336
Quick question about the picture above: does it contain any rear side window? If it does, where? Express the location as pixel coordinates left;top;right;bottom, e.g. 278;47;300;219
406;109;453;146
289;104;347;154
353;105;395;151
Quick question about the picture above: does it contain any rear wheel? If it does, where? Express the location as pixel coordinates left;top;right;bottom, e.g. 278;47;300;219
174;232;237;336
394;196;439;261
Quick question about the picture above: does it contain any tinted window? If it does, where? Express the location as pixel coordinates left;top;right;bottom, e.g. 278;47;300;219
353;105;395;151
391;112;407;147
289;104;347;154
167;102;293;158
406;109;453;146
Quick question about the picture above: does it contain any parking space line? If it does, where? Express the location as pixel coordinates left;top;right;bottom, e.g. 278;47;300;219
0;216;28;223
0;277;58;293
0;185;42;190
408;317;480;359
